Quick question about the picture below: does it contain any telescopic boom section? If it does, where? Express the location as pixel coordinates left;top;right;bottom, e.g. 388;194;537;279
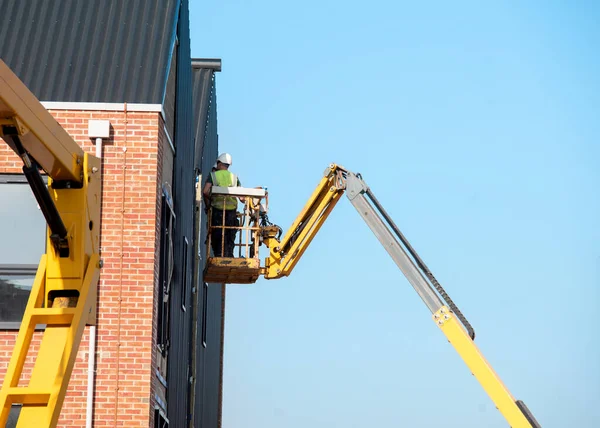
343;172;540;428
264;163;541;427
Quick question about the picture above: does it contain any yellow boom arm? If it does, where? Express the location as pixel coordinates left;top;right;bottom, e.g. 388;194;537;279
260;163;541;427
0;59;101;427
263;164;348;279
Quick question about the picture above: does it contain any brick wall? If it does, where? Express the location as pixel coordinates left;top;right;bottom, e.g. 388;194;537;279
0;109;165;427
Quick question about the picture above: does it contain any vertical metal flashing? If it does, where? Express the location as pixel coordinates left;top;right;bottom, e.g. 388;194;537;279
160;0;182;108
166;0;196;426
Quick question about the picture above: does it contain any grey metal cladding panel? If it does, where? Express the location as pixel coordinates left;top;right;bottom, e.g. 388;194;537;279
202;283;225;427
197;87;218;265
194;285;206;424
200;86;219;176
164;48;177;140
204;88;219;171
195;68;221;427
166;0;196;426
192;68;213;171
0;0;177;103
193;282;224;428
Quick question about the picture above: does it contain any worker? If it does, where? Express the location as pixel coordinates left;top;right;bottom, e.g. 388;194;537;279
203;153;243;257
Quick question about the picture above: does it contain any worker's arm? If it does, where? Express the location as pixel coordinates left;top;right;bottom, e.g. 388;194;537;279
237;178;246;204
203;177;246;210
203;181;212;211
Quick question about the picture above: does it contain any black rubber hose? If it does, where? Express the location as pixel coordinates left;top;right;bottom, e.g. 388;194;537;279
365;189;476;340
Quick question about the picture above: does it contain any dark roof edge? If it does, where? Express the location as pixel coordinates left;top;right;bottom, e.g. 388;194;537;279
160;0;183;107
191;58;222;72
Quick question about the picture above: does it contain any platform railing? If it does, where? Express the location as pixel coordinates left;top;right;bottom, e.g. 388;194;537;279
206;186;268;260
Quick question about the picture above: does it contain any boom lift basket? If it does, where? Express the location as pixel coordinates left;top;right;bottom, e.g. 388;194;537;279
203;186;270;284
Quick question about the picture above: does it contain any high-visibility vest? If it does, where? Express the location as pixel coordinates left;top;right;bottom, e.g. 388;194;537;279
210;170;238;210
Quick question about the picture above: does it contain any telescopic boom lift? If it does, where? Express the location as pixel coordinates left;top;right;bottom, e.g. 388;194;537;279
204;164;542;428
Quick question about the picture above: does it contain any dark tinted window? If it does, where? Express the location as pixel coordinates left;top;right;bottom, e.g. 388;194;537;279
157;192;175;355
0;175;46;328
5;405;21;427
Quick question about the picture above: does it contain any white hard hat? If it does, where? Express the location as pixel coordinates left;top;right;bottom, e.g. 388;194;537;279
216;153;232;165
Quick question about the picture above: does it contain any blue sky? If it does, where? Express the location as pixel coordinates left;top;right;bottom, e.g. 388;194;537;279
189;1;599;427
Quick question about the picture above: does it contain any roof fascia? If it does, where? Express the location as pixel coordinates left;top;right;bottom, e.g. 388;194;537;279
41;101;163;113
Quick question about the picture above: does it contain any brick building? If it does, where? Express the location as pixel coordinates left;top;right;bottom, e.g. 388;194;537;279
0;1;225;426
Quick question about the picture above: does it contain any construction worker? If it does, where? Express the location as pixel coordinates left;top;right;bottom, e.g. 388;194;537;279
203;153;243;257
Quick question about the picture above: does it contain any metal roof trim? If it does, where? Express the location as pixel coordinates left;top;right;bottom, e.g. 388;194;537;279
41;102;163;112
160;0;182;107
191;59;222;72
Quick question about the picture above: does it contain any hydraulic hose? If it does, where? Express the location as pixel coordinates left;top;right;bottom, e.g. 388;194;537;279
365;189;476;340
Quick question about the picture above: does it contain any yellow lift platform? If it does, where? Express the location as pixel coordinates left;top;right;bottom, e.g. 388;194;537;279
204;186;268;284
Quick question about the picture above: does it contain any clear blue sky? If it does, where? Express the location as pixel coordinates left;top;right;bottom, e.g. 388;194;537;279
189;1;599;427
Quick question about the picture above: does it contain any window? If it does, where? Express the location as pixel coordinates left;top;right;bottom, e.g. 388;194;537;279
0;175;47;329
0;266;37;328
201;282;208;347
157;190;175;356
181;237;188;312
154;408;169;428
5;405;21;427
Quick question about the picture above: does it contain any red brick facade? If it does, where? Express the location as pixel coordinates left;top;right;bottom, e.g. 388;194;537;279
0;108;168;427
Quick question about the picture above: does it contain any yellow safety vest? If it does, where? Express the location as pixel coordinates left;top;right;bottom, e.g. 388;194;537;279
210;170;238;210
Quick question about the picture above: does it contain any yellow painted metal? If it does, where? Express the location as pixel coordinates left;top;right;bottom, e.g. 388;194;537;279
201;161;537;426
204;257;261;284
263;164;346;279
434;306;533;427
0;255;100;427
202;164;347;284
276;175;331;250
0;60;102;427
202;160;537;426
0;153;101;427
0;59;83;182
